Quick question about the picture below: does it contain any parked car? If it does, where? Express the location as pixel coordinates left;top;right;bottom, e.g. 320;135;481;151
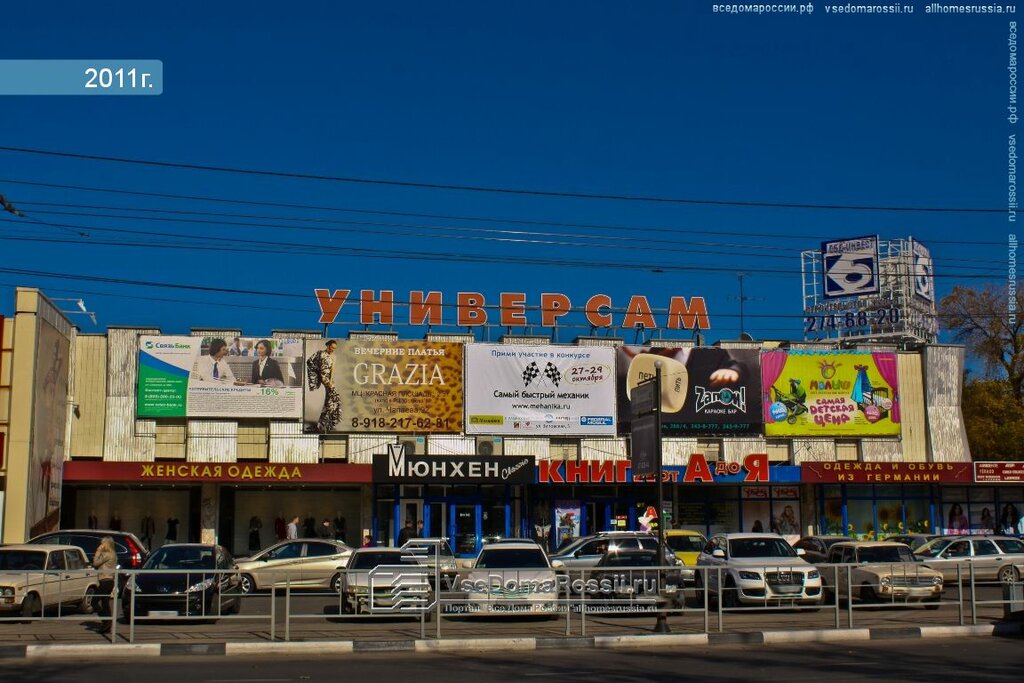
338;548;430;616
883;534;943;552
584;549;682;608
402;538;457;586
28;530;149;572
126;544;241;619
914;535;1024;583
823;542;943;607
549;532;680;570
234;539;352;594
665;529;708;587
792;536;850;564
0;545;99;618
697;533;823;608
463;541;559;616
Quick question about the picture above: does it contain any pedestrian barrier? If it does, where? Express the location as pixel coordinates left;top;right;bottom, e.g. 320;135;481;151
1;560;1021;643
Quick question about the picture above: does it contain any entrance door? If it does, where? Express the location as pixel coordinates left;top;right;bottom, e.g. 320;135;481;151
425;502;446;540
452;505;478;557
399;499;423;544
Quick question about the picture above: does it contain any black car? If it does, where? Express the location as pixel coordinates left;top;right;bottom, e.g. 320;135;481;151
584;550;682;607
28;529;149;571
792;536;850;564
126;544;241;619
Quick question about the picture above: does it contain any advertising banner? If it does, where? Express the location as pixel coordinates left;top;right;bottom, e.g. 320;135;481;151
138;336;304;419
615;346;762;435
801;462;971;484
465;344;616;435
821;235;879;299
974;461;1024;483
762;350;901;437
28;318;70;538
304;339;463;433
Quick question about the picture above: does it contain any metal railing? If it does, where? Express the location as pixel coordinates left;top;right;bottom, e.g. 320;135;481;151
1;559;1021;643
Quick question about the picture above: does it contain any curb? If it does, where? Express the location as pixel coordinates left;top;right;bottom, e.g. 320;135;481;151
1;622;1019;660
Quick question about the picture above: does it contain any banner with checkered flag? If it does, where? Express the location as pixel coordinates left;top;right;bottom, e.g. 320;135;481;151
522;361;540;387
544;362;561;387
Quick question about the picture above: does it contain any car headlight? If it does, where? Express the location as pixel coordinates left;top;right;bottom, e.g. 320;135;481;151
0;587;14;597
879;576;892;587
932;576;943;586
807;570;820;580
738;571;761;581
186;578;215;594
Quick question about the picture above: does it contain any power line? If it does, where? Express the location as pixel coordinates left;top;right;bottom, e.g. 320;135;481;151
0;146;1003;214
0;177;1005;247
13;201;1008;267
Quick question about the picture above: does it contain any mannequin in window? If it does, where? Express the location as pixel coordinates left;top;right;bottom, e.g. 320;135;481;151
109;511;122;531
248;515;263;553
274;514;287;541
165;516;180;543
140;513;156;551
303;516;317;538
87;511;99;530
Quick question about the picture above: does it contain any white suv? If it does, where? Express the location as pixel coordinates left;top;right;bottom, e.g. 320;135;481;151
697;533;822;607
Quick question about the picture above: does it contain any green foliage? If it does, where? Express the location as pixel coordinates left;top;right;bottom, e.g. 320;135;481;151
962;379;1024;461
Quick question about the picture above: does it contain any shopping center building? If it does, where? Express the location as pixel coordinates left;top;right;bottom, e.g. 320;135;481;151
1;286;1022;558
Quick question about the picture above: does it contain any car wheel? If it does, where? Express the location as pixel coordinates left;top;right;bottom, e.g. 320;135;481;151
331;573;344;594
998;565;1020;584
80;586;97;614
239;574;256;595
21;593;41;619
860;583;879;604
722;579;740;609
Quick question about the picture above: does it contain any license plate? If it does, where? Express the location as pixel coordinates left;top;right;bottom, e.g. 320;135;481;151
147;610;178;617
773;586;800;594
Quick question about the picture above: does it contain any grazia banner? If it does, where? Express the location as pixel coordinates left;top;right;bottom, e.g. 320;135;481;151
615;346;763;435
304;339;464;433
465;344;616;435
762;350;901;437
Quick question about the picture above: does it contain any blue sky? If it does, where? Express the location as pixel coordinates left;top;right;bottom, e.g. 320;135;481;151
0;2;1012;342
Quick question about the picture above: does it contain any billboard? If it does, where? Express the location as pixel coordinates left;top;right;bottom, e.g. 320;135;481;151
465;344;616;435
304;339;463;433
137;335;304;418
762;350;901;437
29;319;71;537
912;240;935;302
615;347;763;435
821;235;879;299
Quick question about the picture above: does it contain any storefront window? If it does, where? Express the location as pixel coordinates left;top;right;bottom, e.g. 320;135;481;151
903;497;931;534
847;499;875;539
483;503;506;542
875;499;904;538
554;501;581;550
823;497;844;536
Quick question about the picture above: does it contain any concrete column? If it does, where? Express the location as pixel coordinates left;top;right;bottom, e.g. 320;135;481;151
200;483;218;544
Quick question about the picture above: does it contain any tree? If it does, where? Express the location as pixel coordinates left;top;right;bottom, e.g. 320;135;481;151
960;379;1024;460
939;285;1024;403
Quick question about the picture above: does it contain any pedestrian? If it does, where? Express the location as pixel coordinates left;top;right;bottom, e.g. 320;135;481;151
286;516;299;540
92;536;118;633
397;520;414;546
416;520;425;538
317;518;332;539
361;534;373;548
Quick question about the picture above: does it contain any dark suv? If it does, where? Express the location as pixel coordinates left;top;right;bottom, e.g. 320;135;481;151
28;529;149;570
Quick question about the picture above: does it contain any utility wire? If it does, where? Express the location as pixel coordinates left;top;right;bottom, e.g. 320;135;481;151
0;146;1003;213
0;177;1005;246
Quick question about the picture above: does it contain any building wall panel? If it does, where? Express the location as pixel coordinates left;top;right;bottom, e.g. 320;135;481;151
925;346;971;462
187;420;237;463
581;437;627;461
269;421;319;464
69;336;107;458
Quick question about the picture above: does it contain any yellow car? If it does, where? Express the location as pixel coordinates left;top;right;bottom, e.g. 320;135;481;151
665;529;707;586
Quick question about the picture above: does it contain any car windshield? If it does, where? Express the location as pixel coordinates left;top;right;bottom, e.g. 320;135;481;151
0;550;48;571
914;539;948;559
729;538;797;558
667;535;705;552
554;537;591;556
475;548;549;569
144;546;215;569
601;553;657;567
858;546;914;563
351;552;405;569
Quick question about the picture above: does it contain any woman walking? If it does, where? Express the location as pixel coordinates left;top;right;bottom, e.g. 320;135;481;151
92;536;118;633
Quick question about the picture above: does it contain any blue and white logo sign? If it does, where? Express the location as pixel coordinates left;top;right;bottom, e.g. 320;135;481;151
912;240;934;302
821;236;880;299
